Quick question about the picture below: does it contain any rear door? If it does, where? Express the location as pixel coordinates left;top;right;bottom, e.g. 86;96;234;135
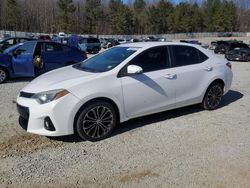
43;42;66;72
12;41;36;77
169;45;211;107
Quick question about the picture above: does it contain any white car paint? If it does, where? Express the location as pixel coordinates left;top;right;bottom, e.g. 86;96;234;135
16;42;233;137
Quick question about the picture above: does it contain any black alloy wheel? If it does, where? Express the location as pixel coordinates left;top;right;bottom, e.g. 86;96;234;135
201;83;223;110
0;67;7;83
76;101;117;141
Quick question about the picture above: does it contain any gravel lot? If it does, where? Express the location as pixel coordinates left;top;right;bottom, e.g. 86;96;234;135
0;45;250;187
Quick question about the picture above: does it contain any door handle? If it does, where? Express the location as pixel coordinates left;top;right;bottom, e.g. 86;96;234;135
164;73;176;79
204;66;213;71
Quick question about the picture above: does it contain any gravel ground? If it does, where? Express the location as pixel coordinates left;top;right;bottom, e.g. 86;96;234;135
0;49;250;187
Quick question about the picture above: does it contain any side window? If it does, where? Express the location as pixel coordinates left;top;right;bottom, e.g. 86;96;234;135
93;38;100;43
45;43;63;52
129;46;168;73
87;38;92;43
16;42;35;55
6;39;14;45
19;38;28;43
198;50;208;62
62;45;71;52
171;45;202;67
87;38;99;43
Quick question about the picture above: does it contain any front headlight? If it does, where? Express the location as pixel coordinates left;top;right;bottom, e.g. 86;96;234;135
32;89;69;104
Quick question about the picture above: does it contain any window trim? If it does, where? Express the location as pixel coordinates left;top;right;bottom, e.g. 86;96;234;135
45;42;64;53
117;46;170;78
169;45;208;68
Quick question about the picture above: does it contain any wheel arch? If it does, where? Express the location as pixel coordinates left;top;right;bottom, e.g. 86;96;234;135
0;65;10;78
73;97;121;133
202;78;225;100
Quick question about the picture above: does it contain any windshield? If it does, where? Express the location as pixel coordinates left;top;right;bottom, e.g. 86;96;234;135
3;43;23;54
73;47;139;72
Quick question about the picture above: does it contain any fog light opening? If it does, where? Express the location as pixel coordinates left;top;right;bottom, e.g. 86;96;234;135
44;117;56;131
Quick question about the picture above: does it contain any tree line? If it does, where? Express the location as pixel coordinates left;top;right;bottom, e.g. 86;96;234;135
0;0;249;35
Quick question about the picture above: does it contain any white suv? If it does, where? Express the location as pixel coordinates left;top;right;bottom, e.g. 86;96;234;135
16;42;233;141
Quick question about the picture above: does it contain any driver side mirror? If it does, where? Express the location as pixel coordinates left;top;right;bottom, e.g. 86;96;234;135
127;65;143;75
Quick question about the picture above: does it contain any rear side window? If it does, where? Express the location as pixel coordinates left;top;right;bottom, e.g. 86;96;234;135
62;45;71;52
129;46;169;72
45;43;63;52
171;45;208;67
87;38;100;43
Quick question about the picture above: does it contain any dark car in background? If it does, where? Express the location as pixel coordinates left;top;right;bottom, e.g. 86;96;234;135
0;37;35;53
63;36;101;54
0;41;87;83
218;32;233;37
214;40;244;54
102;38;120;49
225;44;250;62
180;40;202;45
38;35;51;41
79;37;101;53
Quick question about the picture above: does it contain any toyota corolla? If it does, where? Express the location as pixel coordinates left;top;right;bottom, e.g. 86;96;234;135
16;42;233;141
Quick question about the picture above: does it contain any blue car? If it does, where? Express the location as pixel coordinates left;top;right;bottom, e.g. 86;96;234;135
0;41;87;83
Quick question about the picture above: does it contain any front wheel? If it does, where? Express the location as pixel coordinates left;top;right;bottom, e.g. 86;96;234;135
0;67;8;84
76;101;117;141
201;83;223;110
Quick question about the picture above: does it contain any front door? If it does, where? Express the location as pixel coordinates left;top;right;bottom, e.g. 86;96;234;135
12;41;36;77
120;46;176;118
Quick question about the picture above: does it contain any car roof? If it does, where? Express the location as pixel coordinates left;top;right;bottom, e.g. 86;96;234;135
118;41;200;48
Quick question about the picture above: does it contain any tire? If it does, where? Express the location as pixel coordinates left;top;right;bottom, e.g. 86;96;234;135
201;82;223;110
214;47;219;54
248;55;250;62
0;67;8;84
76;101;117;142
92;47;99;54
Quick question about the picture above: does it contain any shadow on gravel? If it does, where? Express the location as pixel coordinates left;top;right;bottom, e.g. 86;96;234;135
111;89;243;139
6;77;33;83
50;89;243;142
48;134;83;143
220;90;243;106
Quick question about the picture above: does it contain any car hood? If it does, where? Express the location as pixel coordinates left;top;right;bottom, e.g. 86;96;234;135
22;66;99;93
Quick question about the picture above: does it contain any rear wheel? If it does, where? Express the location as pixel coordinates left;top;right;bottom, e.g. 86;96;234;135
92;47;99;54
246;55;250;62
0;67;7;84
201;82;223;110
76;101;117;141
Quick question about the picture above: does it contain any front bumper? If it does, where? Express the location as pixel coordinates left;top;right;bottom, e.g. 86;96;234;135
16;92;83;137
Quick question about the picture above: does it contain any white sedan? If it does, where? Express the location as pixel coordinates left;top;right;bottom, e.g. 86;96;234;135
16;42;233;141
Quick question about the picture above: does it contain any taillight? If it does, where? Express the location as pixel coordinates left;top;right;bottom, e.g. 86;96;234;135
226;62;232;69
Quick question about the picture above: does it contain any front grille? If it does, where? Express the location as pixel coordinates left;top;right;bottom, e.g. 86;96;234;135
19;91;34;98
